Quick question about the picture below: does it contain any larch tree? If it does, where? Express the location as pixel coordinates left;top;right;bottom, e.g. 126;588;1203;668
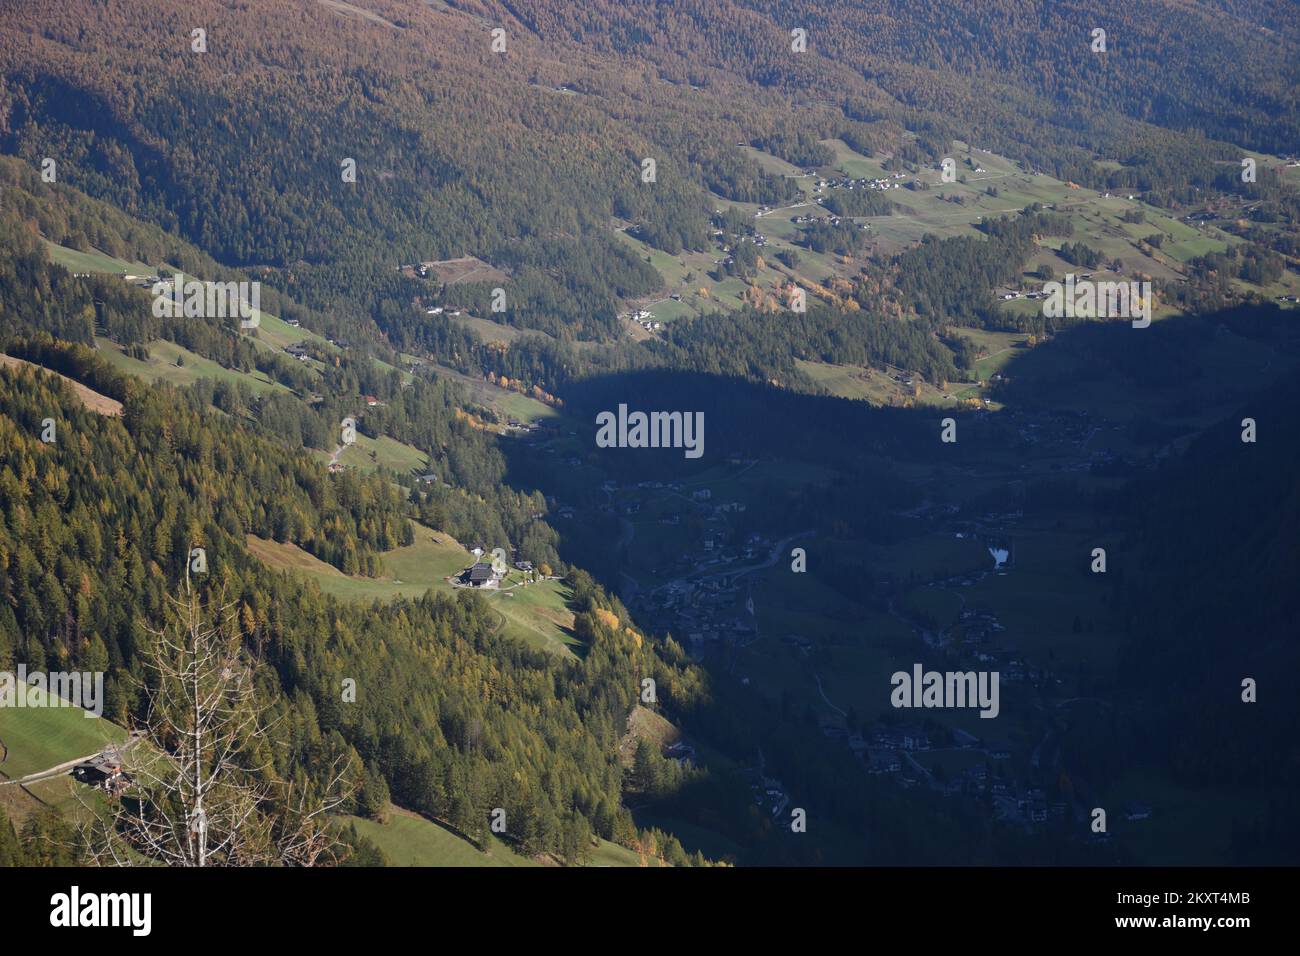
80;579;352;867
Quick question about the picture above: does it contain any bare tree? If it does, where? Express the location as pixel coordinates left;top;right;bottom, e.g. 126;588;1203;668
80;579;353;866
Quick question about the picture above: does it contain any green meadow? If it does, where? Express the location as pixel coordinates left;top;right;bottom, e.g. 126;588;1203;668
334;432;430;476
247;525;580;657
95;336;293;397
344;810;540;867
0;688;128;781
344;808;653;866
44;240;153;275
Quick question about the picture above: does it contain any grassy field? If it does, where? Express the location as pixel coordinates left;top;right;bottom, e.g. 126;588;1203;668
0;689;128;781
718;525;1065;755
247;525;580;656
495;389;561;424
249;310;327;352
44;240;153;275
823;138;890;180
490;579;580;655
1;354;124;416
95;336;293;397
587;839;664;867
247;526;468;602
738;144;808;178
344;809;540;867
954;329;1031;382
344;807;653;866
797;359;971;408
453;314;528;345
334;432;430;476
432;363;561;425
727;138;1300;331
709;533;916;726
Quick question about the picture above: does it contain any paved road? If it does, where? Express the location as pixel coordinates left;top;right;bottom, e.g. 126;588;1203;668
756;201;812;219
813;673;847;717
657;529;813;594
0;733;142;788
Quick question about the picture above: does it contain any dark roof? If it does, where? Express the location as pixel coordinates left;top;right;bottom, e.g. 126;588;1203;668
466;563;496;583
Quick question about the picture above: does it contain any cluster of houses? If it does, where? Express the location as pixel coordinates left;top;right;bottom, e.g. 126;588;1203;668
1007;407;1109;457
456;544;539;589
998;277;1094;302
793;213;840;226
287;330;376;363
911;580;1061;693
115;272;163;289
599;467;774;658
740;768;790;820
641;542;769;659
812;172;907;196
815;712;1113;833
505;418;544;432
624;308;663;331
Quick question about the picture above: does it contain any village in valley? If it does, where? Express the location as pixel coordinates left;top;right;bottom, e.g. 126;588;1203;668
542;434;1124;842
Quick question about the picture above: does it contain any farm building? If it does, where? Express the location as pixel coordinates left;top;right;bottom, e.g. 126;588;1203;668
461;562;503;589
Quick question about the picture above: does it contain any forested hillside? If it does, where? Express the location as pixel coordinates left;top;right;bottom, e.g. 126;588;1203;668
1;0;1297;875
4;0;1295;356
0;337;716;862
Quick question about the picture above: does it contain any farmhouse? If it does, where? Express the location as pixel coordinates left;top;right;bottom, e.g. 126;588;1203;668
461;562;503;589
664;740;695;765
74;752;127;792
